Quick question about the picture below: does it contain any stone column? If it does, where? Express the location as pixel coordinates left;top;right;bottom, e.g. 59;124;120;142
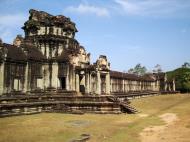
105;73;110;94
110;78;112;93
134;81;136;91
173;79;176;91
142;82;144;90
0;62;5;95
72;68;76;91
85;72;90;94
96;71;101;95
154;81;157;91
66;66;70;90
156;80;160;91
89;73;92;93
75;73;79;92
51;62;59;89
152;81;154;91
43;63;50;89
122;79;125;92
69;66;73;90
37;78;43;89
164;74;167;91
24;63;28;93
164;82;168;91
46;44;49;58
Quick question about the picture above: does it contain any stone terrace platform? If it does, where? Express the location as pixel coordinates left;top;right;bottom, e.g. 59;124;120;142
0;92;122;117
0;90;179;117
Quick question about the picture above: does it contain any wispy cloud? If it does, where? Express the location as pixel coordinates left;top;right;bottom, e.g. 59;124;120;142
0;13;27;43
114;0;190;17
65;3;110;17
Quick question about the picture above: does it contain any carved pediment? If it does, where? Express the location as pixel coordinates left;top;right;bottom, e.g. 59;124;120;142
96;55;110;71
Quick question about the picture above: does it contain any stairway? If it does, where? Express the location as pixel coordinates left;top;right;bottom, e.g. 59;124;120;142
107;96;138;114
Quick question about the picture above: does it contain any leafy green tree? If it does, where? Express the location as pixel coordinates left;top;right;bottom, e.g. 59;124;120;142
182;62;190;68
128;63;147;76
153;64;162;73
167;68;190;93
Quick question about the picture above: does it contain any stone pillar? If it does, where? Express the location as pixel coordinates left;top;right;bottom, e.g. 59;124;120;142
110;79;112;93
131;81;134;91
0;62;5;95
142;82;144;90
37;78;43;89
164;82;168;91
24;63;28;92
125;80;128;92
134;81;137;91
122;79;125;92
164;74;167;91
81;74;85;86
51;62;59;89
46;44;49;58
153;82;155;91
75;73;79;92
157;80;160;91
14;79;19;91
96;71;101;95
154;81;157;91
85;72;90;94
66;66;70;90
43;63;50;89
72;68;76;91
105;73;110;94
69;66;72;90
173;79;176;91
89;73;92;93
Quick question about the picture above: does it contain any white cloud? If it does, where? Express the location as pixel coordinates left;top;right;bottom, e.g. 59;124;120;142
114;0;190;17
0;13;27;43
65;3;110;17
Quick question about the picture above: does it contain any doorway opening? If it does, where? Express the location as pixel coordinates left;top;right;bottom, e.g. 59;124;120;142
60;77;66;90
79;75;85;93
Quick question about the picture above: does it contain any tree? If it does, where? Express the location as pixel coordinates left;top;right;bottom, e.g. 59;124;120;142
128;63;147;76
153;64;162;73
167;68;190;93
182;62;190;68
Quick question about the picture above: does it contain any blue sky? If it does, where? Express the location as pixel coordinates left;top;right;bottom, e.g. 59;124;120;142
0;0;190;72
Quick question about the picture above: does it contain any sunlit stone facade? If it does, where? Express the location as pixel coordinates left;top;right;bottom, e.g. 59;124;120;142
0;9;175;95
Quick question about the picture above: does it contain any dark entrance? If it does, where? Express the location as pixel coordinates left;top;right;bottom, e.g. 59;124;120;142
101;75;106;94
79;75;85;93
60;77;66;89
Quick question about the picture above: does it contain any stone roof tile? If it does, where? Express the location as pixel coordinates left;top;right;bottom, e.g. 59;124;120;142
3;43;27;62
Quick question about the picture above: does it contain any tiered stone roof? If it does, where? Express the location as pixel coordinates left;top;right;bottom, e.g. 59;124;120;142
110;70;156;81
22;9;77;32
3;43;27;62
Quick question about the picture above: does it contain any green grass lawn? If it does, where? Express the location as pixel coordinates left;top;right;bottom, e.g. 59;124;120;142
0;94;190;142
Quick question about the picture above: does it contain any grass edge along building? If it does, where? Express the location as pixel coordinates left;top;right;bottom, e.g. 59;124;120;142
0;9;176;96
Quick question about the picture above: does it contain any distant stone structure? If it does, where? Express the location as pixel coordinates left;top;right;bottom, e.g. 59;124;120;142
0;9;176;96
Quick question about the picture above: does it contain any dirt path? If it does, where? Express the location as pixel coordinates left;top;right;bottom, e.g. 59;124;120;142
139;113;190;142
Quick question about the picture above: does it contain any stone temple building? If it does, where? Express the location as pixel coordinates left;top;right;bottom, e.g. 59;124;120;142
0;9;176;96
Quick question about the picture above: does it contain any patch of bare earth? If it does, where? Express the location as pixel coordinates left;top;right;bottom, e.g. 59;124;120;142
138;113;149;118
140;113;190;142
